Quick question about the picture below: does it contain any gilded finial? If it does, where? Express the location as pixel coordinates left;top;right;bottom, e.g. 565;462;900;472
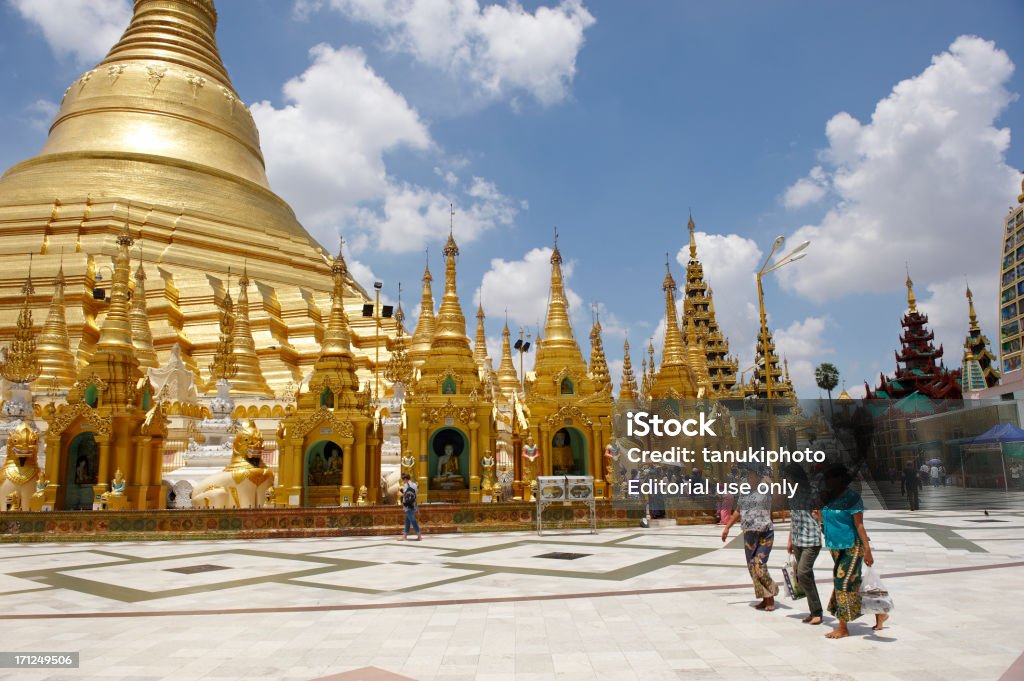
550;227;562;265
662;255;676;291
966;281;979;331
688;211;697;260
905;264;917;313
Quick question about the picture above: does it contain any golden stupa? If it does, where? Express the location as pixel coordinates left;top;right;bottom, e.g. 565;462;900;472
0;0;390;396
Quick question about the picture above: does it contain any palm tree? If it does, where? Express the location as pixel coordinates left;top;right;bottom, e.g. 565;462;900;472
815;363;840;420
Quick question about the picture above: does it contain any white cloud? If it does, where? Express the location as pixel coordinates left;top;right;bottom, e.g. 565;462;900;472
917;275;997;371
251;44;520;253
777;36;1020;303
307;0;595;106
11;0;130;66
676;230;763;370
782;165;828;208
25;99;58;131
477;247;583;336
773;316;831;394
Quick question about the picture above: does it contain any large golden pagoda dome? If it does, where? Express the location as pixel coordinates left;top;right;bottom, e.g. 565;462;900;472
0;0;390;396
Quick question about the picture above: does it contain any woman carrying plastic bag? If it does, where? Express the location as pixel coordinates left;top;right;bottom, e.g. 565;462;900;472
859;565;895;617
820;464;889;639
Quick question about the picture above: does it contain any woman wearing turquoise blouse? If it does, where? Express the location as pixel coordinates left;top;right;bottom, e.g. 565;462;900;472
821;463;888;639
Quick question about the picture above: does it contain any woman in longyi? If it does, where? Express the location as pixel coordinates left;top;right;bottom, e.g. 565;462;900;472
821;463;888;639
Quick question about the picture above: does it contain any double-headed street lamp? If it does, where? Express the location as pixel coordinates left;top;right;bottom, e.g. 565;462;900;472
755;236;809;453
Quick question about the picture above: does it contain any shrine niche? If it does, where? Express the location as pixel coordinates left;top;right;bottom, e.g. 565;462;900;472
430;427;468;490
550;427;588;476
66;432;99;510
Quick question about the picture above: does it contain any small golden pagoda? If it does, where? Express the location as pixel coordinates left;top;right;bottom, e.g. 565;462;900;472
226;266;273;397
522;236;612;493
649;260;698;399
277;246;377;507
130;256;159;369
33;260;78;393
402;228;494;503
409;257;436;369
588;310;611;393
683;216;740;395
40;226;167;510
496;320;520;401
618;339;638;401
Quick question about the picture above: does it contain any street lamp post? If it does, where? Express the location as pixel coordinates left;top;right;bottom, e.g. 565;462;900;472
514;327;532;392
755;236;809;453
362;281;393;403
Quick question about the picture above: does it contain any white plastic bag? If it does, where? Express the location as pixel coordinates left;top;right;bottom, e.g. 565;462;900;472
782;558;805;600
859;565;894;614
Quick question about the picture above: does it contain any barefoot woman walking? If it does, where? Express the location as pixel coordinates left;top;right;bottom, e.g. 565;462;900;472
821;464;888;638
722;464;779;611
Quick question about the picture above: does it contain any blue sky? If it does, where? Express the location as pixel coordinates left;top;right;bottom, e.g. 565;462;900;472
2;0;1023;396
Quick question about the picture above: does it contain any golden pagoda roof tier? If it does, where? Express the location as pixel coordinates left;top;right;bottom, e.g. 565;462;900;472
527;236;598;402
130;261;159;368
614;337;638;401
409;258;436;365
226;267;273;397
496;321;520;398
415;228;483;399
34;262;78;392
650;260;697;399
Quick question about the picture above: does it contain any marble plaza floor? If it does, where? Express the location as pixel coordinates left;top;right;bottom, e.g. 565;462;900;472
1;507;1023;681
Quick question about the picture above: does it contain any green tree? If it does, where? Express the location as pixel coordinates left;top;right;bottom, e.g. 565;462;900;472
815;362;840;419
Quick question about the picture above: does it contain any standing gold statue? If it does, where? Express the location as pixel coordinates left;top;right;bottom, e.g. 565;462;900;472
401;453;416;480
521;435;539;500
480;451;496;494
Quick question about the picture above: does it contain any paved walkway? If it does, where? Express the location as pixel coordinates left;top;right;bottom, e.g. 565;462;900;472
1;509;1022;680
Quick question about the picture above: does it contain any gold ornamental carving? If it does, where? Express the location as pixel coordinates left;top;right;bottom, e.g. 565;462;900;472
47;401;112;437
544;404;593;428
292;407;354;440
423;399;475;427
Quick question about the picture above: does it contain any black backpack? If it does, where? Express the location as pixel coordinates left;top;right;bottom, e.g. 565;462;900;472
402;485;417;508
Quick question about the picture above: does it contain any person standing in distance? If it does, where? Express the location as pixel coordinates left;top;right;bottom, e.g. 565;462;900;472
401;473;421;541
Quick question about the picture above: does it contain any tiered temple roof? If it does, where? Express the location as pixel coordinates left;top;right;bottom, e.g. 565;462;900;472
867;273;962;400
682;216;739;395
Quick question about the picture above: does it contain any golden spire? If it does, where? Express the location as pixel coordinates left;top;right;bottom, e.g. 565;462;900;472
431;217;471;348
320;243;353;357
588;307;610;390
540;229;578;348
906;266;917;313
640;354;651;400
659;258;686;368
384;283;413;392
0;260;41;385
688;212;697;260
94;224;137;353
130;250;159;368
409;251;436;363
229;264;272;396
35;257;77;391
497;319;520;398
208;272;237;382
966;283;979;332
619;338;638;400
473;298;488;368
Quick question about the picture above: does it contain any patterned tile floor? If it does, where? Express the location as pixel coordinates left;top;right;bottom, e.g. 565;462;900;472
1;508;1022;680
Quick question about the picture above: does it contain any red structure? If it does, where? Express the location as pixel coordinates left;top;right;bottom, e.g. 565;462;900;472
866;274;962;400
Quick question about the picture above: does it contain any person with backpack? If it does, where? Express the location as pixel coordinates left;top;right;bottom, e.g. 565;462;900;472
400;473;421;541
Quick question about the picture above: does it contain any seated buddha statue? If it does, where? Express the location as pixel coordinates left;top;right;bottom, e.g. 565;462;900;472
551;430;574;474
433;443;465;489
